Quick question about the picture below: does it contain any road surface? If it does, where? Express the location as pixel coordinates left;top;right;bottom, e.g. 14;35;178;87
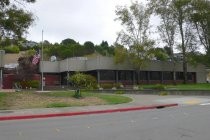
0;104;210;140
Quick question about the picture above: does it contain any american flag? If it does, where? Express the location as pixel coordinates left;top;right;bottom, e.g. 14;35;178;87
32;54;40;65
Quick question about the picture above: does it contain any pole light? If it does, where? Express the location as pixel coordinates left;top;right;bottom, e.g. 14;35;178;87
41;30;44;91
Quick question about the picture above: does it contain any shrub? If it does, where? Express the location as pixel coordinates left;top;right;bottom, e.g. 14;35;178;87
154;84;166;90
114;91;125;94
84;74;97;89
143;84;165;90
100;83;113;89
69;73;97;89
113;83;124;89
159;91;168;96
19;80;39;89
19;81;28;89
68;73;97;98
4;45;20;53
133;85;139;90
29;80;40;88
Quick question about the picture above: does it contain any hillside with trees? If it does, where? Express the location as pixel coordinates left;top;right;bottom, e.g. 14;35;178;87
1;0;209;85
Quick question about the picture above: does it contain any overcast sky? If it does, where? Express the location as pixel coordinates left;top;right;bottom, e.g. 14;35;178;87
26;0;149;45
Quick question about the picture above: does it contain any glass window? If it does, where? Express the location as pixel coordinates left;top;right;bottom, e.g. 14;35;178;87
150;71;161;80
163;72;173;80
139;71;147;80
176;72;184;80
100;70;115;80
119;71;133;80
187;72;195;80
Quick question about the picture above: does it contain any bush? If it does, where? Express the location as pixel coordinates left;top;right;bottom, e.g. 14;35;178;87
154;84;166;90
84;74;97;89
69;73;97;90
29;80;40;88
4;45;20;53
143;84;165;90
159;91;168;96
19;80;39;89
113;83;124;89
100;83;113;89
133;85;139;90
114;91;125;94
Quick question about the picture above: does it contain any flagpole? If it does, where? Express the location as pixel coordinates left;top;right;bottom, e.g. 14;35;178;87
41;30;44;91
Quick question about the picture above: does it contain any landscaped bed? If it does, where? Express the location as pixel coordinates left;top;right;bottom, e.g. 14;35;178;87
140;83;210;90
0;91;132;110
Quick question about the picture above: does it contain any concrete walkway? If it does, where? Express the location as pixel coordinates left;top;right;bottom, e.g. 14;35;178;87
0;94;210;121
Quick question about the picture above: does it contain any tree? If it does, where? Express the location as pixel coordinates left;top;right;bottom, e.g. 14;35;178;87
148;0;197;84
115;1;154;84
114;44;128;64
148;0;177;83
83;41;95;54
0;0;35;43
68;73;97;98
16;55;39;81
95;41;114;56
61;38;77;46
173;0;198;83
190;0;210;65
191;0;210;53
150;47;169;61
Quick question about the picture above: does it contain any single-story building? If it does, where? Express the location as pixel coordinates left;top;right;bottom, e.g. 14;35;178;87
40;55;206;86
0;50;207;89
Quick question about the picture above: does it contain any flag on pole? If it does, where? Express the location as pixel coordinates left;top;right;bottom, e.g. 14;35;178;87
32;54;40;65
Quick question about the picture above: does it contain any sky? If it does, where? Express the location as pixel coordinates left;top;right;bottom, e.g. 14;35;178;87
26;0;148;45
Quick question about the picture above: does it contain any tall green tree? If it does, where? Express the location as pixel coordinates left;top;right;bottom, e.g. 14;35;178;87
61;38;77;46
83;41;95;54
0;0;35;44
173;0;198;83
149;0;198;84
190;0;210;65
95;41;114;56
114;44;127;64
191;0;210;53
115;1;154;84
148;0;177;83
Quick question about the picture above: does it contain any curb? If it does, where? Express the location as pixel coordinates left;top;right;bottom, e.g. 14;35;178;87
0;104;178;121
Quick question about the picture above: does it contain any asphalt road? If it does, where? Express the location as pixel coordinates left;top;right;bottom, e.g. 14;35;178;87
0;104;210;140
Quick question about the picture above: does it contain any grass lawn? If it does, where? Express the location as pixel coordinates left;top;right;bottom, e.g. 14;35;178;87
0;91;132;110
140;83;210;90
0;93;7;109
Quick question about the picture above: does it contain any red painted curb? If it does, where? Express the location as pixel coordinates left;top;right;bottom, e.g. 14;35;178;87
0;104;178;121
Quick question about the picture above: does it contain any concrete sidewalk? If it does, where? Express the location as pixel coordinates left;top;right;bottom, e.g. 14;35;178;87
0;94;209;121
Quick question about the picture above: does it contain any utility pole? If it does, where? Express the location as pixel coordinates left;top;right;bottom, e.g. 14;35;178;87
0;50;5;90
41;30;44;91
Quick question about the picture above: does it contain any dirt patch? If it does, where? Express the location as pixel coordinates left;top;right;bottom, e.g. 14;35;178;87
5;93;106;109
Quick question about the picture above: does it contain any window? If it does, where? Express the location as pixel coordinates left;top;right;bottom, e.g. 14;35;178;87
163;72;173;80
119;71;133;80
176;72;184;80
139;71;147;80
150;71;161;80
100;70;115;80
187;72;195;80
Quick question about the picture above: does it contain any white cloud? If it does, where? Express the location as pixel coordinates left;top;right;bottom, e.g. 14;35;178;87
26;0;147;45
